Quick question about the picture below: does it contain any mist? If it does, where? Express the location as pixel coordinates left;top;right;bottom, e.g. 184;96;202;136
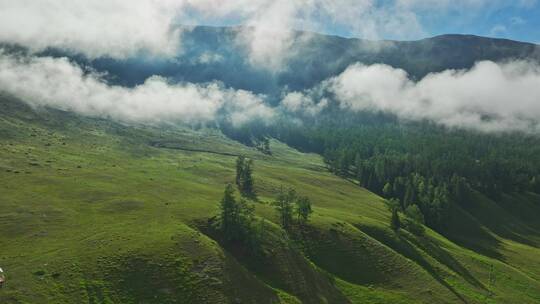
287;60;540;133
0;0;434;69
0;52;273;126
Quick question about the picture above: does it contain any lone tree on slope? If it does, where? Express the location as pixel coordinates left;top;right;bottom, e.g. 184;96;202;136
274;188;296;231
236;156;255;196
219;183;254;241
295;196;313;224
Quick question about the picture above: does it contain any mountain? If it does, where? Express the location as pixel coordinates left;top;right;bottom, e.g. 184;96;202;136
40;26;540;99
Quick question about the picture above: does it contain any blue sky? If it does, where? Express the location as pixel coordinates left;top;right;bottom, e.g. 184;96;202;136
325;1;540;43
188;1;540;44
419;3;540;43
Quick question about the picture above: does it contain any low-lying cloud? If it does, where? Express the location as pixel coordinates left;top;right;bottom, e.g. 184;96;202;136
283;60;540;133
0;52;273;126
2;49;540;133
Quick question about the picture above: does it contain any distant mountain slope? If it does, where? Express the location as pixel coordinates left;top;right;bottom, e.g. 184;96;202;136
30;26;538;99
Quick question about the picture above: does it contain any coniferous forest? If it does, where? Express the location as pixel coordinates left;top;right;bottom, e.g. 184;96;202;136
227;109;540;230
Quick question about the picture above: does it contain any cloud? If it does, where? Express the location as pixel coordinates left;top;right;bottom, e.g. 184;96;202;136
196;52;224;64
279;61;540;133
0;0;427;69
320;61;540;132
0;52;273;126
489;25;508;37
281;92;328;115
0;0;185;59
1;0;533;70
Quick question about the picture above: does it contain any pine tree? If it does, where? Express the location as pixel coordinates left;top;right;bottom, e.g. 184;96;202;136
405;204;425;224
275;188;295;230
242;159;254;195
235;156;245;188
391;208;401;232
262;138;271;155
296;196;313;224
404;182;416;208
236;156;255;196
404;204;425;235
219;184;256;242
382;182;392;197
220;184;239;240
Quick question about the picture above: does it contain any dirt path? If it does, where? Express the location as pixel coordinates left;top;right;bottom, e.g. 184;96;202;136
149;141;240;157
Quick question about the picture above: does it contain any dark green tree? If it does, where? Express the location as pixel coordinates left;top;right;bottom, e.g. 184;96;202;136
220;184;240;240
236;156;255;196
261;138;271;155
404;204;425;235
405;204;425;224
219;184;255;241
235;156;245;187
242;159;254;195
274;188;295;230
296;196;313;224
391;208;401;232
382;182;392;197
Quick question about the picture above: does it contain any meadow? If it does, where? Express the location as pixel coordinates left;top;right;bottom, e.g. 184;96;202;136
1;96;539;303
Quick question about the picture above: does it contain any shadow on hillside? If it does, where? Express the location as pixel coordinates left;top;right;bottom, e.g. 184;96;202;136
441;204;504;261
358;225;478;304
403;233;487;290
298;223;390;286
196;218;350;304
470;192;540;248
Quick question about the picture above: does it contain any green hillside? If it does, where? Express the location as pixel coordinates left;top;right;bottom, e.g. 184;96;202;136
1;95;540;303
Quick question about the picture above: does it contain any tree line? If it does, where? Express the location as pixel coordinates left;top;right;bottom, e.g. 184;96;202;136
219;109;540;231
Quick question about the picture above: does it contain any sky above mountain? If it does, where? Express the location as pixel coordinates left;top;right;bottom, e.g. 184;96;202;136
184;0;540;43
409;0;540;43
1;0;539;61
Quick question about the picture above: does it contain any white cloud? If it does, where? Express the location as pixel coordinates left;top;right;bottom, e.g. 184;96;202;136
196;52;224;64
1;0;533;69
0;0;427;69
282;92;328;115
0;0;185;59
0;52;273;126
323;61;540;132
489;25;508;37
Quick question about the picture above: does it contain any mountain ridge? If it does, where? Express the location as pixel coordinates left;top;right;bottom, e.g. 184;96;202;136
3;25;538;97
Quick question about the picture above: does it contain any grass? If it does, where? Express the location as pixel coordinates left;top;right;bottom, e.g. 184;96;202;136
1;95;540;303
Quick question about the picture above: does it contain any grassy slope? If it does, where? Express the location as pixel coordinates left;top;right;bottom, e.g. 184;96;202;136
0;95;539;303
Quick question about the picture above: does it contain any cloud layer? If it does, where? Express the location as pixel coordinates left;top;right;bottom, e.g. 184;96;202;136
2;50;540;133
286;60;540;132
0;52;273;126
